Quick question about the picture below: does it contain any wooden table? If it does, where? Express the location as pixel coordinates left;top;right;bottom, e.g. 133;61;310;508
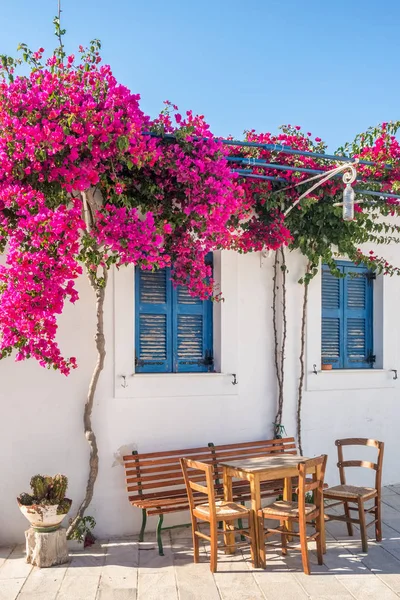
220;454;310;568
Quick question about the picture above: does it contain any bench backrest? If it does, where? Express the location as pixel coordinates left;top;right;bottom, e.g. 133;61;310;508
209;437;297;484
123;437;297;504
123;445;214;505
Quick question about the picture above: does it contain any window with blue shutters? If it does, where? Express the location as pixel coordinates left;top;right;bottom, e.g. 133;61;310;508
135;261;213;373
321;261;374;369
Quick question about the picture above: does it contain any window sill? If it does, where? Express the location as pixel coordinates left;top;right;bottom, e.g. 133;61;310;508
114;372;239;398
306;368;397;392
320;369;386;374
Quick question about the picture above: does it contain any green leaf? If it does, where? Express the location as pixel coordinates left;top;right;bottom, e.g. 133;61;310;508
117;136;129;152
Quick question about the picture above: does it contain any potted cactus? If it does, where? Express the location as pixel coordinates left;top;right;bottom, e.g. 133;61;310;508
17;474;72;532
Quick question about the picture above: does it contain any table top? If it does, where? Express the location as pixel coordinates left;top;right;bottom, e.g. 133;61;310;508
219;454;309;473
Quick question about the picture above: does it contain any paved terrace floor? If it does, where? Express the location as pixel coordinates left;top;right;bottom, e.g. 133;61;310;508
3;485;400;600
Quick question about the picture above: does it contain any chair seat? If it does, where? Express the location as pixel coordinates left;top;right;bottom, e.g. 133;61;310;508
194;500;249;519
260;500;316;518
324;484;377;500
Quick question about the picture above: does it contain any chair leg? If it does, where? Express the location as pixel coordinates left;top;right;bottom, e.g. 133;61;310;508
258;514;266;569
192;518;200;563
298;512;310;575
156;514;164;556
210;524;218;573
281;521;288;557
375;496;382;542
139;509;147;542
315;511;324;566
358;499;368;553
223;519;236;555
344;501;354;536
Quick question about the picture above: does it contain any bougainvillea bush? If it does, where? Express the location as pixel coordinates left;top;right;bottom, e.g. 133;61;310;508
0;43;252;375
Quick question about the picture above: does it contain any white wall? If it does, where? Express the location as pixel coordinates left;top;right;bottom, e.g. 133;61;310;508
1;248;399;544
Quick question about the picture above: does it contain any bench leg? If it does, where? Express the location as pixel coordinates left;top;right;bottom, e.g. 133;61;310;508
139;509;147;543
156;514;164;556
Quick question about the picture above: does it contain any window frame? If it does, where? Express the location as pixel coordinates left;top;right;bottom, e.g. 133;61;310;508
113;250;239;398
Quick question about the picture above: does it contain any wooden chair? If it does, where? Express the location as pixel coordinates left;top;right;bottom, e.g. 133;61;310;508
258;455;327;575
324;438;384;553
180;457;256;572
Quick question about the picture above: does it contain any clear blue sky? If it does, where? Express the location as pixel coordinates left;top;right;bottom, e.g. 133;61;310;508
2;1;399;150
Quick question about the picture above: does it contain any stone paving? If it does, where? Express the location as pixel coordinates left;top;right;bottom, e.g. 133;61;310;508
3;485;400;599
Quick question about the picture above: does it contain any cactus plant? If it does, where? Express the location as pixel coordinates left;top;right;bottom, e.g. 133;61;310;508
49;474;68;505
57;498;72;515
30;475;50;501
20;473;70;506
18;492;34;506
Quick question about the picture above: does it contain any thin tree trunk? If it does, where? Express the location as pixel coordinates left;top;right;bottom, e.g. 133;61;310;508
272;251;283;429
273;248;287;431
279;246;287;422
67;267;107;537
297;263;311;456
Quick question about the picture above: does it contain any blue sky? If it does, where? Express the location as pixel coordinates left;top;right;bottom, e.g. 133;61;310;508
2;1;399;150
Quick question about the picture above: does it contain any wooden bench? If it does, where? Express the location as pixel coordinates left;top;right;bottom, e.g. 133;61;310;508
123;436;297;555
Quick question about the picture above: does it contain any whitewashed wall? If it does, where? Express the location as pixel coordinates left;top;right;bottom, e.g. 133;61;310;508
1;246;399;544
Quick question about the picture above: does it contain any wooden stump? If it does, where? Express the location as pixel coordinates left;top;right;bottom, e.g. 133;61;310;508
25;527;69;567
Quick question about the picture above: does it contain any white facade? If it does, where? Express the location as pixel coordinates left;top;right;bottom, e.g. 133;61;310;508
1;245;399;545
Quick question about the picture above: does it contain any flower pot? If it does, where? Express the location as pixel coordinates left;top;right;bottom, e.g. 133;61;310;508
18;501;70;532
321;363;333;371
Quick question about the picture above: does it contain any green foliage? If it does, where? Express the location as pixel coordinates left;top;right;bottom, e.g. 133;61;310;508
283;131;400;284
18;492;34;506
67;516;96;542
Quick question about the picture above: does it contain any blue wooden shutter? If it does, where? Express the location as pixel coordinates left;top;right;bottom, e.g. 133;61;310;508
172;256;213;373
321;265;344;368
343;265;373;369
135;268;172;373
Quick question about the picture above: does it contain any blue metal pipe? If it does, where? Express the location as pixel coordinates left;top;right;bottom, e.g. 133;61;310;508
354;188;400;200
231;157;385;185
229;157;324;176
234;169;286;182
234;170;400;201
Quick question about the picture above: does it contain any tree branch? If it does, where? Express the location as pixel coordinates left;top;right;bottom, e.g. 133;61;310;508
297;262;312;456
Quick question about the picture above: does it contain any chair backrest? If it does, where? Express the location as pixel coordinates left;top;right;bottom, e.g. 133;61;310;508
335;438;384;490
180;458;216;516
297;455;327;510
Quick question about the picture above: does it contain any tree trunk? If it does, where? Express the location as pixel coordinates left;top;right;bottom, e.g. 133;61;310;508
296;263;311;456
66;267;107;538
273;248;287;431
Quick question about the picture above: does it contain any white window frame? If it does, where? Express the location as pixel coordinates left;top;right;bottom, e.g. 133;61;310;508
306;262;398;392
113;251;239;398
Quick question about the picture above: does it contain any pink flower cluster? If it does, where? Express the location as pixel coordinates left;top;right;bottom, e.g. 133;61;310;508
0;46;398;375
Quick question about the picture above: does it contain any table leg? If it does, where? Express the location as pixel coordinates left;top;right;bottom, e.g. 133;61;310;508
223;468;236;555
250;474;262;568
283;477;293;540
